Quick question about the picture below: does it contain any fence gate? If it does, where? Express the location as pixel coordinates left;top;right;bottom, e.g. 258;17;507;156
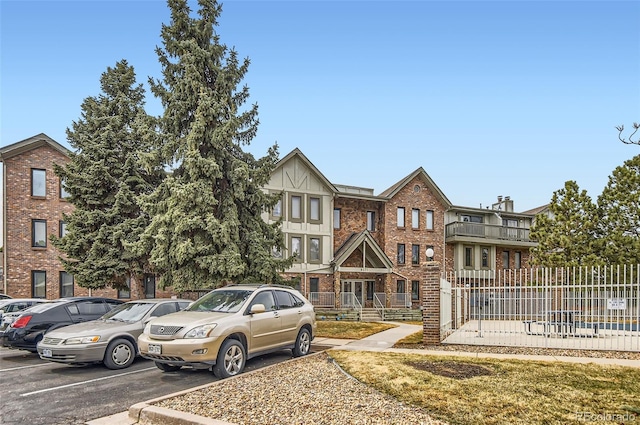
440;278;453;336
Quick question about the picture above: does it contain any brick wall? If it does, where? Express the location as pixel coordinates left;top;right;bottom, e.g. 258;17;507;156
333;197;384;251
3;145;176;300
383;176;447;299
4;145;75;298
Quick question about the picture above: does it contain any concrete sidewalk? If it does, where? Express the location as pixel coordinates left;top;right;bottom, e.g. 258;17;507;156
86;322;640;425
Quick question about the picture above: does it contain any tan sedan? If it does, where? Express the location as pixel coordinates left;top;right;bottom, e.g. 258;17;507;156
37;299;191;369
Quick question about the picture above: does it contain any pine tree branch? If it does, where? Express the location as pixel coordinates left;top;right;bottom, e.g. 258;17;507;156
616;122;640;145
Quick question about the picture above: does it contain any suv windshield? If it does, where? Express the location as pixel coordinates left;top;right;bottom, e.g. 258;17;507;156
101;302;154;322
187;290;253;313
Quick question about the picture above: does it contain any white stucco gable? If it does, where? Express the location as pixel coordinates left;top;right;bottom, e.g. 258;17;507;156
267;148;337;195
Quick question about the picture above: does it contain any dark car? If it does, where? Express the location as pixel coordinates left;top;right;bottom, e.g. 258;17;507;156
1;297;123;353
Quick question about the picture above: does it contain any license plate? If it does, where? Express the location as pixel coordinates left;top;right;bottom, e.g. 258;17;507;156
148;344;161;355
42;348;52;358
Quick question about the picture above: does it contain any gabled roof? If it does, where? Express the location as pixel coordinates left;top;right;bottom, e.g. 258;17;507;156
521;204;550;215
274;148;338;193
332;230;393;272
0;133;70;162
378;167;452;207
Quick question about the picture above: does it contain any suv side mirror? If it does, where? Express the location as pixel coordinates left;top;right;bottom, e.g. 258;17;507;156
143;316;157;325
250;304;266;314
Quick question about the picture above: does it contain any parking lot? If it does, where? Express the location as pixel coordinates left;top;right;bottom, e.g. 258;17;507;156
0;345;319;425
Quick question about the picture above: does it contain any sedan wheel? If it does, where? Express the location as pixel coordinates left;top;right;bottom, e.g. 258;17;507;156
104;339;135;370
213;339;246;379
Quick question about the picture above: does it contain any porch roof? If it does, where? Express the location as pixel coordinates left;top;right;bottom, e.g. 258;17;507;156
332;230;393;273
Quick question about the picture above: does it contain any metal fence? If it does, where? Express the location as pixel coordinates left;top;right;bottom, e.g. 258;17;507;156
442;265;640;352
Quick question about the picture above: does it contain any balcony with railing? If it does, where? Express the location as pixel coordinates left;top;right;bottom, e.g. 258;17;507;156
445;222;534;245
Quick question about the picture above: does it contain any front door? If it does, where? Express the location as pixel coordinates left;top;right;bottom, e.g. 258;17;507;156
341;281;364;306
354;282;363;304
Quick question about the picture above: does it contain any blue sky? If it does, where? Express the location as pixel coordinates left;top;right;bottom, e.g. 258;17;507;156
1;0;639;212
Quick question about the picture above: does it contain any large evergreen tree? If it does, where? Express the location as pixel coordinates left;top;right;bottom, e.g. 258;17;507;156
530;181;602;267
596;155;640;265
135;0;291;291
53;60;162;290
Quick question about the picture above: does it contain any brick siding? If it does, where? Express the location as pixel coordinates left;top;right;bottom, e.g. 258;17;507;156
4;146;75;298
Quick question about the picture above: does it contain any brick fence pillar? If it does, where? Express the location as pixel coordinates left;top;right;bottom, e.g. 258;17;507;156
422;261;441;344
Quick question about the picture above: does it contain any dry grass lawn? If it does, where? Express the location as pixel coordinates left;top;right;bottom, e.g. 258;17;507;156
316;320;397;339
328;350;640;425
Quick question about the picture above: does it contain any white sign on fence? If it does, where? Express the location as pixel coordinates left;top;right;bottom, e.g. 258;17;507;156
607;298;627;310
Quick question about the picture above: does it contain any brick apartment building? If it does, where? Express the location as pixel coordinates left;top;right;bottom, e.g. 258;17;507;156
1;134;538;306
263;149;537;310
0;134;174;300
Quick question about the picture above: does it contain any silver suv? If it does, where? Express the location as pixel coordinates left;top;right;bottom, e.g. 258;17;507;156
138;284;316;378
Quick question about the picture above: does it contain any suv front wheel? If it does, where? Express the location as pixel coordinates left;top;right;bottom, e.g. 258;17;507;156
292;328;311;357
213;339;246;379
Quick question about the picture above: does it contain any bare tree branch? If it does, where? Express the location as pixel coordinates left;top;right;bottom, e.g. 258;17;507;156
617;122;640;145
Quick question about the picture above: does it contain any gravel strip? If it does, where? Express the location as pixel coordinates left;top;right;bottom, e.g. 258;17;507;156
154;352;445;425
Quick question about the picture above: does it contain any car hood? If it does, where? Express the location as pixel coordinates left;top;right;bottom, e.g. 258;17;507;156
45;319;140;338
148;311;234;328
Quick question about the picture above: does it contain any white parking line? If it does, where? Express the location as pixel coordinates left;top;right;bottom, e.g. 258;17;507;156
20;367;157;396
0;363;50;372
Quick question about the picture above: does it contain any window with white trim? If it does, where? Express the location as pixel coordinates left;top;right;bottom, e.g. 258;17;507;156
367;211;375;231
412;209;419;229
426;210;434;230
397;207;405;227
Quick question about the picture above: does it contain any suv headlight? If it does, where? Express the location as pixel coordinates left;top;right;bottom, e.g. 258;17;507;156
143;322;152;334
65;336;101;345
184;324;217;339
